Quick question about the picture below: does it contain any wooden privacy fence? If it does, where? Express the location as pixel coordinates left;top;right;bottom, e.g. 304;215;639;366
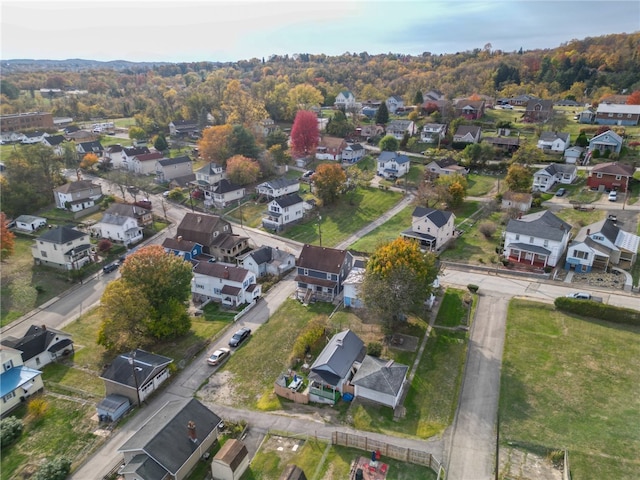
331;431;444;476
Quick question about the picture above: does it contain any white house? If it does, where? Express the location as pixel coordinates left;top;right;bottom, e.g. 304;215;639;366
256;177;300;199
32;226;93;270
53;180;103;212
121;146;151;170
401;206;457;251
564;146;585;164
342;258;366;308
91;212;143;246
194;162;226;187
15;215;47;232
385;120;416;140
21;131;49;144
334;91;357;110
420;123;447;143
42;134;66;156
1;325;73;370
351;356;409;409
237;245;296;278
191;263;261;307
131;152;164;175
532;163;577;192
504;210;571;268
537;131;570;152
453;125;482;144
0;346;44;416
207;179;245;208
564;218;640;273
501;192;532;213
377;151;410;179
425;158;468;178
341;143;365;164
77;140;104;159
156;156;193;183
385;95;404;114
262;194;305;231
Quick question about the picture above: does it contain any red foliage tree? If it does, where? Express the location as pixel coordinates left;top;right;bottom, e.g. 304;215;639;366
290;110;319;157
626;90;640;105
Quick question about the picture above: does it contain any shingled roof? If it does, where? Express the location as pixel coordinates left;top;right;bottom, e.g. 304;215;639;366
296;244;349;274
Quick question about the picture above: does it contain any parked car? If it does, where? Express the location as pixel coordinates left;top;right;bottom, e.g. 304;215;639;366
566;291;602;302
207;348;230;366
608;191;617;202
502;104;514;110
555;188;566;197
228;327;251;347
103;262;119;274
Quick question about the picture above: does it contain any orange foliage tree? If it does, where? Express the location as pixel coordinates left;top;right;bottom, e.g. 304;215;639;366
0;212;16;260
198;124;233;164
312;163;346;205
226;155;261;185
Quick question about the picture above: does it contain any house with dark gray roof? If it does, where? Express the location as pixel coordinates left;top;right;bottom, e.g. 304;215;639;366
385;119;417;140
42;134;66;155
504;210;571;268
118;398;222;480
237;245;296;277
176;213;250;262
453;125;481;144
91;212;143;246
100;349;173;406
308;330;366;404
424;157;468;179
262;194;306;231
77;140;104;158
351;356;409;409
53;179;103;212
156;155;193;183
168;119;200;137
401;206;456;252
342;143;365;164
385;95;404;114
207;178;245;208
191;262;261;306
256;177;300;199
1;325;73;370
32;226;93;270
295;244;353;303
376;151;410;179
193;162;225;187
532;163;577;192
565;218;640;273
537;131;570;152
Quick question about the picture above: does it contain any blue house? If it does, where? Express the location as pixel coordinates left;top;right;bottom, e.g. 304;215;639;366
162;237;203;262
295;244;353;303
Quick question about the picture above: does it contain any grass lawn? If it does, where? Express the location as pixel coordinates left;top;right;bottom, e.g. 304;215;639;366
226;200;266;228
500;299;640;480
570;187;603;204
349;205;413;253
434;288;470;327
555;207;605;236
282;187;402;247
466;173;499;197
440;211;504;265
247;436;437;480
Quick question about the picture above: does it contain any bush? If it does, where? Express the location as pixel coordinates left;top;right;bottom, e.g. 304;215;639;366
467;284;479;294
97;239;113;253
27;397;49;420
367;342;383;357
33;457;71;480
554;297;640;326
290;317;326;366
478;221;497;239
0;416;23;448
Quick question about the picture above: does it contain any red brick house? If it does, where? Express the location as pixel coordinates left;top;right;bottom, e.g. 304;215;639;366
455;100;485;120
586;162;635;193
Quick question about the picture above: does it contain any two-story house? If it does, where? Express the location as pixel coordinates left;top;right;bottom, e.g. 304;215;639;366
42;134;66;156
168;119;200;137
537;131;570;152
131;151;164;175
503;210;571;268
401;206;456;251
0;346;44;416
420;123;447;143
237;245;296;278
455;99;485;120
385;95;404;114
334;91;357;110
532;163;577;192
91;212;143;246
316;136;348;161
295;244;353;303
104;203;153;228
453;125;482;144
523;99;554;123
120;146;151;171
191;263;261;307
104;144;125;169
256;177;300;199
342;143;365;164
262;194;306;231
32;226;93;270
77;140;104;159
385;120;416;140
594;104;640;126
176;213;250;262
586;162;634;193
54;179;103;212
208;179;245;208
377;151;410;179
156;156;192;183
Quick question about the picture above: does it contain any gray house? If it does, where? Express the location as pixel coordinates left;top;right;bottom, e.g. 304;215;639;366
237;245;296;278
351;356;409;409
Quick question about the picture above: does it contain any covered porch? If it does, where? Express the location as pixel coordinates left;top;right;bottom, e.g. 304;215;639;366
506;243;551;268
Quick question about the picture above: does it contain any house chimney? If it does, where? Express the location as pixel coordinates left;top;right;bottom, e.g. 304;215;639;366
587;229;591;235
223;266;229;279
177;236;182;242
197;216;202;223
41;325;46;331
187;421;198;443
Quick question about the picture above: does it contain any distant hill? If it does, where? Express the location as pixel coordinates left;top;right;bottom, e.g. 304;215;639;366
2;58;173;72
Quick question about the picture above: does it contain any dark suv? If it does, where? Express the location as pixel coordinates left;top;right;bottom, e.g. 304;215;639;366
228;327;251;347
103;262;119;274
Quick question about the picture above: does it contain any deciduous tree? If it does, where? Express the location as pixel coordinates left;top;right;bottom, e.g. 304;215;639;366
0;212;16;260
626;90;640;105
128;125;147;141
290;110;319;157
226;155;261;185
505;164;533;192
510;140;546;165
435;173;468;208
286;84;323;119
79;152;99;171
361;237;438;332
198;124;233;164
378;134;399;152
313;163;346;205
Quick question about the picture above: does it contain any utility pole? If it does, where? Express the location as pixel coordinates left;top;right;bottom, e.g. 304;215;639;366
128;350;141;406
317;214;323;247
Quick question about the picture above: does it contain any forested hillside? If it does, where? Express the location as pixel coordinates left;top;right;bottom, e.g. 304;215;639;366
1;32;639;129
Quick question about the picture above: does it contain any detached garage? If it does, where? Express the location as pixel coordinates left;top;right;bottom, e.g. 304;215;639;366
211;439;249;480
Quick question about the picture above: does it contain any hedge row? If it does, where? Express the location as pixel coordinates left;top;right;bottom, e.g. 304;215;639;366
554;297;640;326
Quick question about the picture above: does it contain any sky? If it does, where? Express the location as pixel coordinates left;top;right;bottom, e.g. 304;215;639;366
1;0;639;63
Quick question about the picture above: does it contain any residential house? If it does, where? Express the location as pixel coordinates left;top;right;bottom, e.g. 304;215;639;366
587;130;624;156
509;94;540;107
555;99;581;107
1;325;73;370
256;177;300;199
577;109;596;124
0;346;44;416
262;194;306;231
356;124;384;140
424;90;445;102
77;140;104;159
176;213;250;261
63;125;81;135
401;206;457;251
15;215;47;232
192;162;226;198
537;131;570;152
42;134;66;156
351;356;409;409
156;156;193;183
455;99;485;120
104;203;153;228
361;106;378;119
66;130;98;143
100;349;173;406
424;158;468;179
316;136;347;161
208;179;245;208
53;180;103;212
191;262;261;306
169;174;196;190
564;146;585;164
255;118;279;138
0;131;26;143
599;94;629;105
385;120;416;140
503;210;572;268
586;161;635;192
122;146;151;171
91;212;143;246
523;99;554;123
453;125;482;144
237;245;296;278
385;95;404;114
162;237;204;262
532;163;577;192
595;104;640;126
118;398;222;480
482;136;520;153
420;123;447;143
210;439;250;480
376;151;410;179
342;143;365;164
104;144;125;169
308;330;366;404
565;218;640;272
32;226;93;270
334;91;357;110
342;257;366;308
21;131;49;144
501;191;533;213
131;151;164;175
295;244;353;302
169;119;200;137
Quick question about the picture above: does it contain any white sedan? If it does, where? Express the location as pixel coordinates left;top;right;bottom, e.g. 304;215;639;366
207;348;231;366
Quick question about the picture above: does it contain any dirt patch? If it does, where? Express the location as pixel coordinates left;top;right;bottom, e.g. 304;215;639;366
199;370;239;406
259;434;306;465
499;446;563;480
571;270;626;289
387;334;419;352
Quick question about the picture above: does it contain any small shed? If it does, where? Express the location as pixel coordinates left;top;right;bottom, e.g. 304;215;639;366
15;215;47;232
280;464;308;480
211;438;250;480
96;394;130;422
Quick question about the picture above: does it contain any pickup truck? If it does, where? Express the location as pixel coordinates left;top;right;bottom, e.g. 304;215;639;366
566;292;603;303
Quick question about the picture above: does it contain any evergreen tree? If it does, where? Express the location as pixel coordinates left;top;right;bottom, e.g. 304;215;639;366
375;102;389;124
413;91;424;106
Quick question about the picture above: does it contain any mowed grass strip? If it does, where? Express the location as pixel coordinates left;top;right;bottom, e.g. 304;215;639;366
349;205;413;253
501;299;640;480
434;288;469;327
466;173;499;197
